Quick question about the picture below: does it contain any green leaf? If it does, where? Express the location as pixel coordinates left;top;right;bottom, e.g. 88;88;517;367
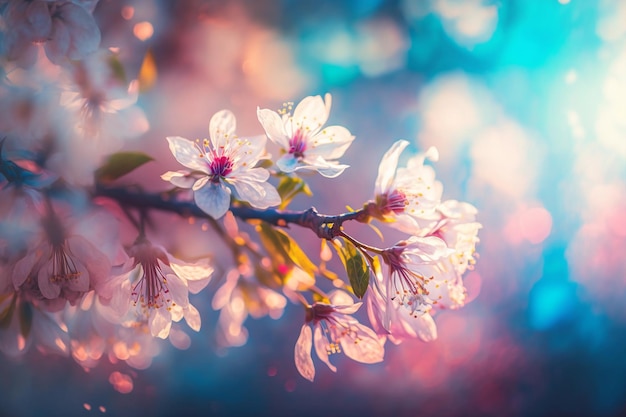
95;152;154;183
335;238;370;299
276;175;312;209
257;222;318;277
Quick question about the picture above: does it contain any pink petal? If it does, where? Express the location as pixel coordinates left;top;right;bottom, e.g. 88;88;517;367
340;322;384;364
294;325;315;381
149;307;172;339
313;325;337;373
183;304;201;332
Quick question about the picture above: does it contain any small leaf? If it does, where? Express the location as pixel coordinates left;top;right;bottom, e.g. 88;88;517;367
95;151;154;183
335;238;370;299
138;49;157;92
257;222;317;277
108;53;127;84
276;175;312;209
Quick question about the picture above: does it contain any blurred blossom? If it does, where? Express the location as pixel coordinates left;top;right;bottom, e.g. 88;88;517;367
212;268;287;348
1;0;101;66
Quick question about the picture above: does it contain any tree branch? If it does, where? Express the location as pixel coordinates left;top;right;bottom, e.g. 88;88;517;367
95;186;370;239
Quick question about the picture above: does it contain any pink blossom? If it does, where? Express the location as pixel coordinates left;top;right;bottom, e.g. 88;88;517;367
370;140;443;232
99;238;213;339
294;291;384;381
164;110;281;219
257;94;355;178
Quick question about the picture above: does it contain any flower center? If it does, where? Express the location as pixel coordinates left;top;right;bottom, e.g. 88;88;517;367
209;154;234;183
49;244;81;283
131;257;172;310
376;190;408;214
288;129;307;159
384;250;432;317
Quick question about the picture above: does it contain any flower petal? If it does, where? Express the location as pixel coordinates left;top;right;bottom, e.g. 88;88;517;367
294;324;315;381
166;136;209;173
161;170;195;188
256;108;289;149
375;140;409;196
209;109;237;150
169;260;213;294
340;322;384;364
229;177;281;209
38;261;61;299
293;95;329;136
194;181;231;219
313;324;337;373
184;303;201;332
164;272;189;308
307;125;355;160
149;307;172;339
58;2;101;59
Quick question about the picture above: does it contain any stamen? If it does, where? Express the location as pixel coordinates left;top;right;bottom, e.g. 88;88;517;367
131;260;172;310
49;245;82;283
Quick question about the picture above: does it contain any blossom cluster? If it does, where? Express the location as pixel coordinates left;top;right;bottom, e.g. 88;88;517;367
0;0;480;385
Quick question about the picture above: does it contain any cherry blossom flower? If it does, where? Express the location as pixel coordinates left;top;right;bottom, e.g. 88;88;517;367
369;140;443;232
2;0;101;66
423;199;482;276
364;236;455;344
10;204;114;311
164;110;281;219
294;290;384;381
99;238;213;339
257;94;355;178
365;271;438;344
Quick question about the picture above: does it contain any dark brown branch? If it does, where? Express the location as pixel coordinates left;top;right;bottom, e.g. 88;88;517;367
94;186;370;239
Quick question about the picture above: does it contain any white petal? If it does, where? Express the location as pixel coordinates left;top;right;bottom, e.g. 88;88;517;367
375;140;409;196
169;260;213;294
293;95;329;136
165;273;189;307
313;325;337;372
407;311;438;342
194;182;231;219
209;110;237;150
229;177;281;209
340;322;384;364
276;154;300;173
149;307;172;339
257;108;289;149
295;325;315;381
184;303;201;332
307;125;355;160
161;171;195;188
166;136;209;173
